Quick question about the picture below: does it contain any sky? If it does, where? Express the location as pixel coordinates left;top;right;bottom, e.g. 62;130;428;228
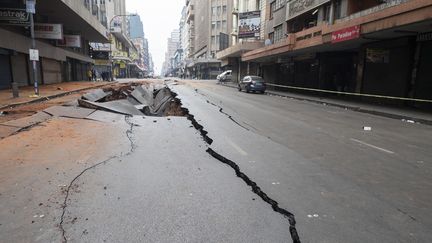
126;0;184;75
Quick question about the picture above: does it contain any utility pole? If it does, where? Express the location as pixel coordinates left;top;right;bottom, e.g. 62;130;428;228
30;10;39;96
26;0;39;96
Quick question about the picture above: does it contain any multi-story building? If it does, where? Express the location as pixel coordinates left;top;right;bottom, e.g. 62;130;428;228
237;0;432;108
185;0;234;79
148;53;155;76
185;0;195;59
90;0;138;79
162;29;180;76
0;0;109;89
128;14;146;77
216;0;266;82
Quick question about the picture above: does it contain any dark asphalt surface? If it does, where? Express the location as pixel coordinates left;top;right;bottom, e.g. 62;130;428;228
63;117;291;242
1;79;431;242
171;80;432;242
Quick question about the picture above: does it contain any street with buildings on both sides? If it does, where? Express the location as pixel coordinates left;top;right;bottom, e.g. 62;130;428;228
1;0;432;242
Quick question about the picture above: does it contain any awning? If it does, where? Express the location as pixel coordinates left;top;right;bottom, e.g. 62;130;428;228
187;58;221;67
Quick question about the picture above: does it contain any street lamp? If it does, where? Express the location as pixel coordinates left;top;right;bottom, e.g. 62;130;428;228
108;14;137;81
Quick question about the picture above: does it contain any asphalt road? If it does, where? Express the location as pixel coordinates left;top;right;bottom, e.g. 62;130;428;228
171;80;432;242
0;79;431;242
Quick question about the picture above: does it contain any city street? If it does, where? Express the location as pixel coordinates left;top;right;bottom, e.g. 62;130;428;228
0;79;431;242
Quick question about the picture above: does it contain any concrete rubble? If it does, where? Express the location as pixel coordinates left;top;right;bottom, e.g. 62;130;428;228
78;84;174;116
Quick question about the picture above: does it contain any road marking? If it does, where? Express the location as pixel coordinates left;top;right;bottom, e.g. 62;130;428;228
350;138;395;154
227;139;248;156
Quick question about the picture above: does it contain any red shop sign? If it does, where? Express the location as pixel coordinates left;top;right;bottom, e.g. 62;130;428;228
331;25;360;43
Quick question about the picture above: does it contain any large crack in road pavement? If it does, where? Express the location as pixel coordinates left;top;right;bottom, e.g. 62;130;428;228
173;87;301;243
59;83;300;243
59;116;138;243
194;89;251;131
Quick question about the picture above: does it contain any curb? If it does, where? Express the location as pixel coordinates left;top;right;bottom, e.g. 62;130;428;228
218;82;432;126
0;82;116;111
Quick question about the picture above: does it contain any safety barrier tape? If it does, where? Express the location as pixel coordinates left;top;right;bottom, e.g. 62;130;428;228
265;83;432;103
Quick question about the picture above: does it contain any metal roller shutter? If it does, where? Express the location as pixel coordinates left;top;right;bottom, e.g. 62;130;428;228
0;54;12;90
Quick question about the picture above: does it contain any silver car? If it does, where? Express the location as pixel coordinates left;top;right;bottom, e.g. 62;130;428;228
238;76;266;93
217;70;232;83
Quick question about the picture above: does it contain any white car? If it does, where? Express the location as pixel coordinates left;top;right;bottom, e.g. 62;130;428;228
217;70;232;83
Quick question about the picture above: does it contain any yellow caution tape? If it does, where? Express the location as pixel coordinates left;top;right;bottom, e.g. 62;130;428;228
266;83;432;103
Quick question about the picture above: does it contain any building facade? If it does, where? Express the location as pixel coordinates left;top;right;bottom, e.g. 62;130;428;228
236;0;432;108
217;0;266;82
182;0;234;79
0;0;109;89
162;29;180;76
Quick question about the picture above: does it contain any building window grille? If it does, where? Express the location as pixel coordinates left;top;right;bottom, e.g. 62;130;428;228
274;25;284;43
272;0;285;12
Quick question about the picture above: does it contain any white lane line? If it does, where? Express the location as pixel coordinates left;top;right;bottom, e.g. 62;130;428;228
350;138;395;154
227;139;248;156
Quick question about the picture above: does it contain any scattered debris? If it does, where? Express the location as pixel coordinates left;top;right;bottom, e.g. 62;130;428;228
402;119;416;124
272;182;280;185
77;84;183;117
363;126;372;131
57;87;63;91
82;89;111;102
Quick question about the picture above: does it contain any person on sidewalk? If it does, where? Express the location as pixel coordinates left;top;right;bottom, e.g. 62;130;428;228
92;69;97;81
87;68;92;81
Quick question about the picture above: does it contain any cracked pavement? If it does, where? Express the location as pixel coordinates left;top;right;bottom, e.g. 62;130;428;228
1;79;431;242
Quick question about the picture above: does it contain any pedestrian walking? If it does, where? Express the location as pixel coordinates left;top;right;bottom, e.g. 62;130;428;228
92;68;96;81
87;68;92;81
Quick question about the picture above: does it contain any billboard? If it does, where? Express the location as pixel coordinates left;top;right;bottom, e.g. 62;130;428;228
34;23;63;40
239;11;260;39
0;8;29;26
57;35;82;48
331;25;360;43
287;0;330;20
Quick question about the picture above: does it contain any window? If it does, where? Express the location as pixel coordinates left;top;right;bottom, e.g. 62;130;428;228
272;0;285;12
269;2;275;19
334;0;342;19
222;5;227;15
217;6;221;15
216;21;221;30
216;35;220;49
212;7;216;15
269;32;274;43
211;35;216;44
274;25;284;43
222;20;227;31
212;21;216;30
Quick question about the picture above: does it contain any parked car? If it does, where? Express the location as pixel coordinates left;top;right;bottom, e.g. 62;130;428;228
217;70;232;82
238;75;266;93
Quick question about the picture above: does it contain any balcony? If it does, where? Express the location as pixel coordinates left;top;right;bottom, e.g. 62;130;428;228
187;5;195;23
217;41;265;60
37;0;109;42
337;0;411;23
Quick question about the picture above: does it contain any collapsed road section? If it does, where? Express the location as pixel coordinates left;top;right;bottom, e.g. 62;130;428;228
77;83;185;117
71;83;300;243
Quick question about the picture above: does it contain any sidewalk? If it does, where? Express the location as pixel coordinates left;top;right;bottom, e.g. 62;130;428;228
0;81;111;109
219;81;432;125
